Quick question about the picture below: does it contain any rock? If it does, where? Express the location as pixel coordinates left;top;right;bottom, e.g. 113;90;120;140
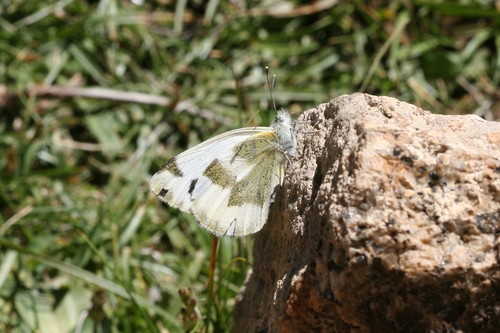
233;93;500;333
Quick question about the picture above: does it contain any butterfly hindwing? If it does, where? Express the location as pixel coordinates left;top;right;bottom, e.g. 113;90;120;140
189;131;287;236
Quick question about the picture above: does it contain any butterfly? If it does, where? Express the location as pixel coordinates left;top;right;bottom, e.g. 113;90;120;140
149;78;296;237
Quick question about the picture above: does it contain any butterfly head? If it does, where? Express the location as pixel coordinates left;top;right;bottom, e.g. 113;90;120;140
275;107;292;125
264;67;296;157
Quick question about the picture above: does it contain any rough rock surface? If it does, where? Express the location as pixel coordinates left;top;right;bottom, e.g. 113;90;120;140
233;93;500;333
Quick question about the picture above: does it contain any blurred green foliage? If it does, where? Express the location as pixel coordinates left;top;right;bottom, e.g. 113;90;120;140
0;0;499;332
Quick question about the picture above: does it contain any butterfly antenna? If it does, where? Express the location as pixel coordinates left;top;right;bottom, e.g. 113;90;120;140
265;66;278;111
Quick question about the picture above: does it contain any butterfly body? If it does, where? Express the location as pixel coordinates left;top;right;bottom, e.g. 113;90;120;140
150;108;296;237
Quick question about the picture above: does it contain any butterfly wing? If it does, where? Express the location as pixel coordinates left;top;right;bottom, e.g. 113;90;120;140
150;127;288;237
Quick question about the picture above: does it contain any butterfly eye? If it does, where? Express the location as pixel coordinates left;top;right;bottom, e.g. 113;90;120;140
276;114;285;122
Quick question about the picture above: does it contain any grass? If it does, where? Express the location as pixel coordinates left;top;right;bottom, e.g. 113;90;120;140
1;0;499;332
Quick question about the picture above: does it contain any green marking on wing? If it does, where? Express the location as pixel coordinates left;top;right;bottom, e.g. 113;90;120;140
159;156;183;178
231;132;279;160
203;158;237;188
227;132;287;207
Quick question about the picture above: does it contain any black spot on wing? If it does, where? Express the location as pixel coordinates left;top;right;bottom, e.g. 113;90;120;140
158;188;169;197
188;179;198;196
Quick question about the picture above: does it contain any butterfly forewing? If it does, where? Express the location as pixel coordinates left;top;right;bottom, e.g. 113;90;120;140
189;131;287;236
150;127;269;210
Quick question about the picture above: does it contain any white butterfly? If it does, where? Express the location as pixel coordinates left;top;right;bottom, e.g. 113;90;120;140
150;98;296;237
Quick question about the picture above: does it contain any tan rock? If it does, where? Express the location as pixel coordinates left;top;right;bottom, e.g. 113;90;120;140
234;93;500;333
